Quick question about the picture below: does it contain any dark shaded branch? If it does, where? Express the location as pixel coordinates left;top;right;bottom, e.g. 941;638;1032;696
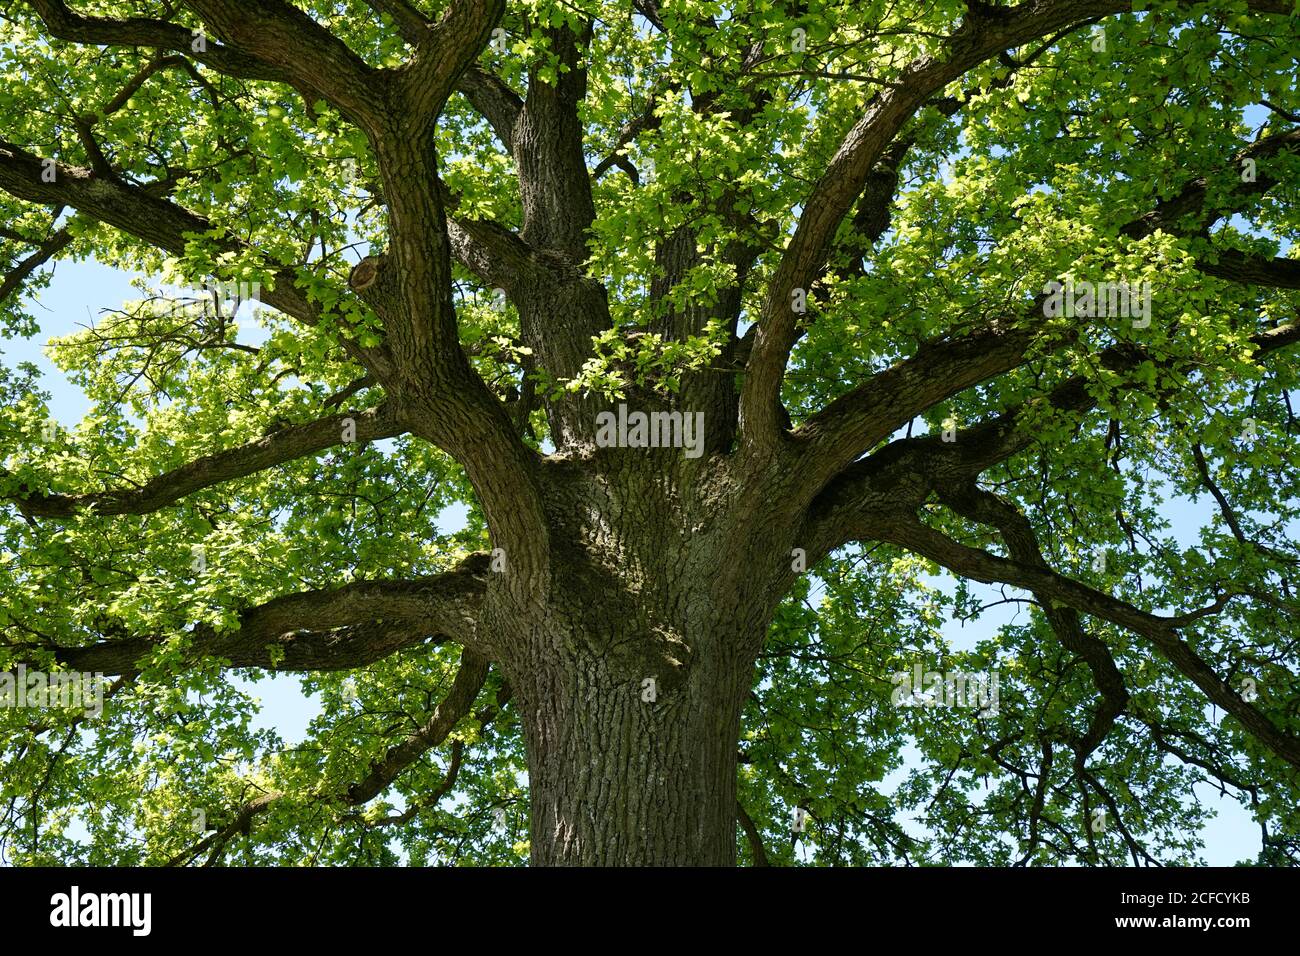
345;677;512;827
174;790;284;867
323;374;377;409
6;405;401;518
392;0;506;136
167;647;501;865
741;0;1139;454
804;317;1300;562
22;0;286;82
0;142;319;325
345;650;490;804
457;67;524;149
737;800;770;866
631;0;665;32
362;0;431;43
1120;129;1300;242
1198;249;1300;289
939;484;1129;760
183;0;386;129
876;513;1300;771
591;79;676;181
25;553;493;676
0;225;73;304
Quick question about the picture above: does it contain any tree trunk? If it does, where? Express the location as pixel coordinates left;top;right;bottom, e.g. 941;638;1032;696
511;626;754;866
480;449;797;865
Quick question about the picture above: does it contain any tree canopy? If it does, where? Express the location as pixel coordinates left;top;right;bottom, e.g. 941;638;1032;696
2;0;1300;866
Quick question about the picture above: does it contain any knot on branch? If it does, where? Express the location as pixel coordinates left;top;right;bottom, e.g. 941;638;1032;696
348;254;387;292
961;0;1015;26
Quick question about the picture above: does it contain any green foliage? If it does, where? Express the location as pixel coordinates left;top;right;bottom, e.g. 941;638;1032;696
3;0;1300;865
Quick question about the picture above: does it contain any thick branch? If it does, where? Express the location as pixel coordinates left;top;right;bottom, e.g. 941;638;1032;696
368;0;521;145
393;0;506;134
1198;249;1300;289
184;0;386;129
368;136;551;594
804;319;1300;557
513;21;597;260
0;142;317;324
743;1;1298;455
457;67;524;149
23;0;285;82
31;553;492;676
1120;129;1300;241
445;210;544;294
793;319;1040;484
876;511;1300;771
795;127;1300;494
741;0;1134;453
6;405;401;518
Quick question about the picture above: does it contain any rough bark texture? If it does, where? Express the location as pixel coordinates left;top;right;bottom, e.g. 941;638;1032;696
6;0;1300;867
513;625;752;866
477;455;795;864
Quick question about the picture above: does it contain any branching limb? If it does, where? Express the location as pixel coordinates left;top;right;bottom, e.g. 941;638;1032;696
390;0;507;136
351;0;525;146
803;316;1300;569
166;647;501;865
456;66;524;149
0;142;318;325
741;0;1139;454
877;511;1300;771
938;483;1129;762
183;0;386;129
5;404;402;518
793;127;1300;495
17;553;493;676
0;223;73;304
344;650;490;804
22;0;284;82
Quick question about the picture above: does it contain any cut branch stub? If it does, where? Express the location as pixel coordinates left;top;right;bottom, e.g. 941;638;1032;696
349;254;387;292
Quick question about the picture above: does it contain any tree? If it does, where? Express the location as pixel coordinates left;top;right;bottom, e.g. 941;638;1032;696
1;0;1298;868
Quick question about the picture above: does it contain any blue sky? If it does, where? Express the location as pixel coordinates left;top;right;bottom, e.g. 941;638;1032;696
6;256;1264;865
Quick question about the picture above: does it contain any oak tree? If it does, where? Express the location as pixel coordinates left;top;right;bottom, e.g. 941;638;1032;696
2;0;1300;865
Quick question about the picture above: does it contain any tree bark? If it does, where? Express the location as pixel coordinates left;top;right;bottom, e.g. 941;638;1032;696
487;461;783;865
511;624;755;866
